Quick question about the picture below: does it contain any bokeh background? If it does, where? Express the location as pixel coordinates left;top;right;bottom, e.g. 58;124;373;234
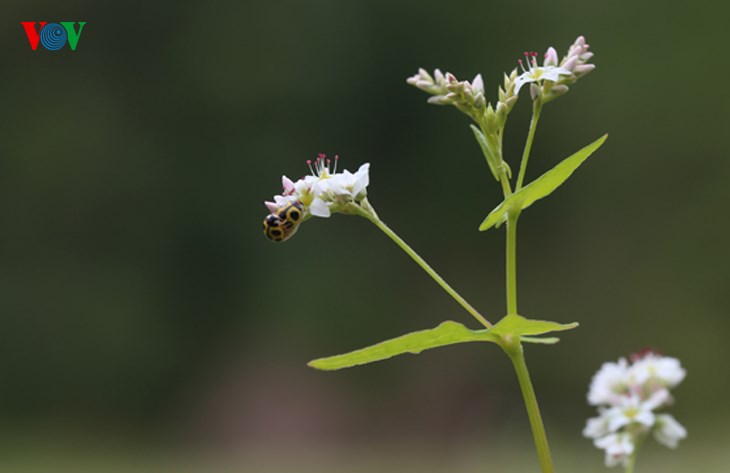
1;0;729;471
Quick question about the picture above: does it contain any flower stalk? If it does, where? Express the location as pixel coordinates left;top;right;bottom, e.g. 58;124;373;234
516;101;543;191
356;201;493;329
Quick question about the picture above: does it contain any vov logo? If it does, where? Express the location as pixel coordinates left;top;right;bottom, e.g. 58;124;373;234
21;22;86;51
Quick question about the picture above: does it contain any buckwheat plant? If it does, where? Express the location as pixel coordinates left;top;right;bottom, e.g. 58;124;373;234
584;350;687;472
263;36;611;472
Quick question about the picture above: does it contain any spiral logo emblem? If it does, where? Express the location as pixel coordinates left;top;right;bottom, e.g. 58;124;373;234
40;23;67;51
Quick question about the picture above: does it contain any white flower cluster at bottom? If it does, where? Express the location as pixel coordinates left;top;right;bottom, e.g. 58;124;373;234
583;351;687;468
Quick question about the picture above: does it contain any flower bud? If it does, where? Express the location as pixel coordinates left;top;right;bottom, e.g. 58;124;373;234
471;73;484;94
484;104;498;133
574;64;596;76
530;83;541;101
562;55;579;71
544;46;559;66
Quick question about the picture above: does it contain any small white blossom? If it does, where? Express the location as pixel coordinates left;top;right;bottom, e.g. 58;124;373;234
583;412;612;439
584;351;686;468
653;413;687;448
588;358;631;406
595;433;634;467
630;353;686;388
603;391;669;432
264;154;371;220
513;51;571;94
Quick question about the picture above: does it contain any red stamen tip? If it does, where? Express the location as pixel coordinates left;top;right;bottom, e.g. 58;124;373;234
306;160;311;165
517;59;523;63
629;347;662;363
334;155;339;160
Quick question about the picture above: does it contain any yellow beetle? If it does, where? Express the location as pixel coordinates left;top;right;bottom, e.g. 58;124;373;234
263;201;304;242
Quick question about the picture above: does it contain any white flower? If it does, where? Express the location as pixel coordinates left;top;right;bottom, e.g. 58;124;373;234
602;390;670;432
653;413;687;448
630;353;686;389
583;412;612;439
585;352;687;468
588;358;631;406
594;433;634;467
513;51;571;94
264;154;370;219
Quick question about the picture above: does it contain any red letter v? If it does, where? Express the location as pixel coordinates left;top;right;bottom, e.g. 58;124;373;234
21;22;47;50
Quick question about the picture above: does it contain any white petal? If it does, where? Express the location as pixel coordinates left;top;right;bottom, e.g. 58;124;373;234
583;415;611;439
513;73;536;94
653;414;687;449
309;197;331;218
264;201;279;213
540;66;572;82
351;163;370;197
471;74;484;94
274;195;296;206
633;409;656;428
282;175;295;194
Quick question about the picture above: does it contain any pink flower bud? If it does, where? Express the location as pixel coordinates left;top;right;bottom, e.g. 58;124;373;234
544;47;559;66
574;64;596;75
264;201;279;213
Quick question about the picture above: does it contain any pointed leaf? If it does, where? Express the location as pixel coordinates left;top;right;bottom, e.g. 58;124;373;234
308;321;500;371
490;314;578;337
479;134;608;231
470;125;500;181
520;336;561;344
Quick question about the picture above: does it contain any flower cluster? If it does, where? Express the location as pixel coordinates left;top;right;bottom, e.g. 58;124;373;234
516;35;595;103
584;350;687;468
406;68;518;132
406;69;486;115
264;154;370;220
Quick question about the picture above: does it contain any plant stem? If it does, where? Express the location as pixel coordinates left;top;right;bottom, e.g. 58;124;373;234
362;209;492;329
507;345;555;473
516;101;543;191
624;432;646;473
504;99;556;473
506;211;519;315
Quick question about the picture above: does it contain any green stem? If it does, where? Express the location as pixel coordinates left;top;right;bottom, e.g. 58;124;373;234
503;99;555;472
625;432;646;473
361;207;492;329
506;211;519;315
515;101;543;191
507;345;555;473
499;170;512;198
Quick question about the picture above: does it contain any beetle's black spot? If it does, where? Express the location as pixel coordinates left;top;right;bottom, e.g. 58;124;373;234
270;229;282;237
289;210;301;221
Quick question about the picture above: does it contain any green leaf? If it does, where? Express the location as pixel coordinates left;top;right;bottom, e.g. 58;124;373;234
308;321;500;371
479;134;608;231
308;315;578;371
520;336;560;344
489;314;578;338
470;125;500;181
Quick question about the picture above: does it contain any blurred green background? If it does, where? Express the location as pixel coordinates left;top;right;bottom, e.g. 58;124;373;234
1;0;729;471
